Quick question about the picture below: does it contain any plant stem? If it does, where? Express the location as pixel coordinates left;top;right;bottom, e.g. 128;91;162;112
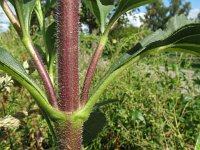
41;111;57;146
57;0;79;112
81;35;108;105
2;0;58;108
76;56;137;121
35;0;53;82
56;121;82;150
23;38;58;108
0;0;21;35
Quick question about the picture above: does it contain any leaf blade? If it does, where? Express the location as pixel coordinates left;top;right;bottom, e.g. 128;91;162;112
14;0;37;33
0;47;63;119
85;15;200;116
46;22;57;61
82;0;114;33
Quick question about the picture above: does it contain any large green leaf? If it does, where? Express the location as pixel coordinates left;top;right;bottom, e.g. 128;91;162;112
82;0;114;33
0;47;46;100
85;15;200;114
0;47;64;140
0;47;60;118
13;0;37;33
98;15;198;86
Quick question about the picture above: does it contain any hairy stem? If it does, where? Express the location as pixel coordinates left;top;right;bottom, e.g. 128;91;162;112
55;121;82;150
57;0;79;112
81;35;108;105
0;0;21;35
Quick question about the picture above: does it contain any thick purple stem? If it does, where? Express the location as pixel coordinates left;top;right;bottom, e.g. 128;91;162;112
57;0;79;112
56;122;82;150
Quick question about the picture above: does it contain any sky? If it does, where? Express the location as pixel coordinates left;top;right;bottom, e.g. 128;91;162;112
163;0;200;9
0;7;10;32
0;0;200;31
163;0;200;19
0;2;14;32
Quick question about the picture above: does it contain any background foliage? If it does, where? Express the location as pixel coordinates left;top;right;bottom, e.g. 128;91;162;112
0;0;200;149
1;26;200;149
142;0;191;31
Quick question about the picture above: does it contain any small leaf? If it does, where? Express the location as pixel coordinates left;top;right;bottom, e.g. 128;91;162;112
195;133;200;150
46;22;57;61
132;110;145;123
83;109;106;145
82;0;114;33
43;0;56;15
13;0;37;33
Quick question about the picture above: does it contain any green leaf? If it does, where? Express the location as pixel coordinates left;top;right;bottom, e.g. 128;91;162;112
83;109;106;145
0;47;46;100
82;0;114;33
132;110;145;124
108;0;156;29
195;133;200;150
0;48;65;143
34;0;44;30
98;15;199;86
0;47;60;118
13;0;37;33
46;22;57;62
43;0;56;15
85;15;200;115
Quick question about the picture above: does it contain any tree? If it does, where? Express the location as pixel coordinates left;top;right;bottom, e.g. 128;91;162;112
143;0;191;31
80;2;98;34
196;12;200;22
169;0;191;16
142;0;169;31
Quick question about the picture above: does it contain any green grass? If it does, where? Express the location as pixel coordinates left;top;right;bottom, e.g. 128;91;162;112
87;55;200;149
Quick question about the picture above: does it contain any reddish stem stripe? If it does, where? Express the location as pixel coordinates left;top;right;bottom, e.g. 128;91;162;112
81;43;105;105
26;42;58;108
57;0;79;112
